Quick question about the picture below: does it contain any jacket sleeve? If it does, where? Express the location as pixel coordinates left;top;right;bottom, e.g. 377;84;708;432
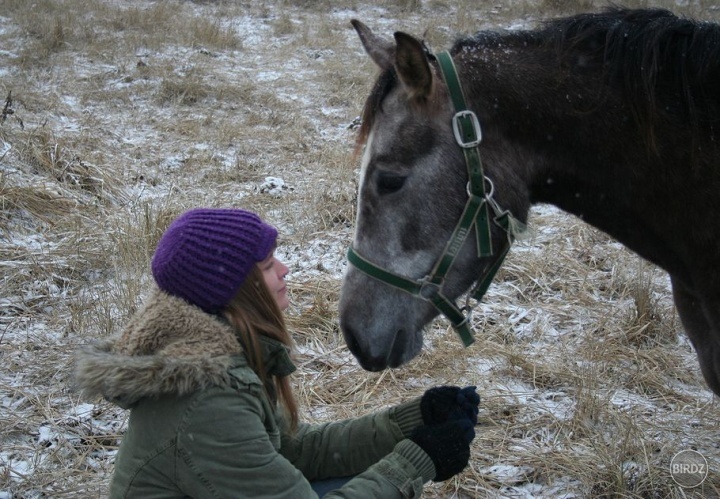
177;387;433;499
280;397;424;480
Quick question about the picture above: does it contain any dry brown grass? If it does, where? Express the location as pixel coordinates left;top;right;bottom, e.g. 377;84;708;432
2;0;720;497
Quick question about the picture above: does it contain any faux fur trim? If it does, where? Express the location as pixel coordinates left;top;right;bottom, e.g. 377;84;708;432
74;289;245;407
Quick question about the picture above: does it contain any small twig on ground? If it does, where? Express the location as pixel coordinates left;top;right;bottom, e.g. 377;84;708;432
2;91;24;129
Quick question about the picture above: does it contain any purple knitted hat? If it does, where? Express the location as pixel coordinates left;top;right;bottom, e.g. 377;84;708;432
151;208;278;313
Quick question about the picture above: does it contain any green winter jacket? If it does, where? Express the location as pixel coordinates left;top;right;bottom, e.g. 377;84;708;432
74;289;436;498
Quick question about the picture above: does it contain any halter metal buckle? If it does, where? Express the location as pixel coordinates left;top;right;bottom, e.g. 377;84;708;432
452;110;482;148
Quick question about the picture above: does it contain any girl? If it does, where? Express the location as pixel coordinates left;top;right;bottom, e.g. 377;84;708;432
75;208;478;498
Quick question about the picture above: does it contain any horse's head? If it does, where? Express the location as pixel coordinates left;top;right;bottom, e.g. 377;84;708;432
339;21;524;371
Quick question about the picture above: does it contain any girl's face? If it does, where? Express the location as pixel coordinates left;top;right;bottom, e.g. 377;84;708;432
260;251;290;311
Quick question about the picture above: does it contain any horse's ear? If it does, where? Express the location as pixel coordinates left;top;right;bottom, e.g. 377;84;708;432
393;31;433;101
351;19;395;70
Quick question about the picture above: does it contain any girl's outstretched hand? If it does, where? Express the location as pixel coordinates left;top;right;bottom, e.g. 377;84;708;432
409;418;475;481
420;385;480;426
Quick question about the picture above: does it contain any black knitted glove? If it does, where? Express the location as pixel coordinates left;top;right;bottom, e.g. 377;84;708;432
420;385;480;426
409;418;475;481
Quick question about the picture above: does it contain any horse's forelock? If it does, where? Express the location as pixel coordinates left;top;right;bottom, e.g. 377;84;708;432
354;62;448;159
355;69;396;157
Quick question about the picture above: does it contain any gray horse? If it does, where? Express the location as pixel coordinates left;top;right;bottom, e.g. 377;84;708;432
338;8;720;397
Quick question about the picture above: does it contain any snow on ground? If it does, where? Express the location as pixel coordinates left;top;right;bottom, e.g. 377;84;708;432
1;1;720;497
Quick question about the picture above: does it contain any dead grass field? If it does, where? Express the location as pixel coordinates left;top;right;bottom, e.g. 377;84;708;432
2;0;720;497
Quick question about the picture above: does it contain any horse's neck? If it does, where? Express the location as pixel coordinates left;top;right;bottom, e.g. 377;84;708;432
466;49;692;282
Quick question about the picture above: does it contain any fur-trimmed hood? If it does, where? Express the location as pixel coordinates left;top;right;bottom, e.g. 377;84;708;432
74;288;265;408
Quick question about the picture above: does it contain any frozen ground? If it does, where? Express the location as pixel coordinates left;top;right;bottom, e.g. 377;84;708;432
1;1;719;497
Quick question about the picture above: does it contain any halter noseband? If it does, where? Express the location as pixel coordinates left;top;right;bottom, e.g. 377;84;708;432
347;51;517;347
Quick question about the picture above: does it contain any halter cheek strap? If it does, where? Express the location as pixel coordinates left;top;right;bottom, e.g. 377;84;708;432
347;50;520;347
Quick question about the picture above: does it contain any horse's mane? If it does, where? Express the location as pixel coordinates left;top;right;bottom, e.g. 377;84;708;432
544;7;719;136
459;7;720;144
357;7;720;150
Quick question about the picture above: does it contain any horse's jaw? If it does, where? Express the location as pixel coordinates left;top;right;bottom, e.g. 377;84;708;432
338;273;427;371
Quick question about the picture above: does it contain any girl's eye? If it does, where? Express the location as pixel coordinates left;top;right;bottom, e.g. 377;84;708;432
376;172;407;195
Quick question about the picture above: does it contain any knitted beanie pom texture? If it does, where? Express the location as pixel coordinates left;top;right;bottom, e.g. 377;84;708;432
151;208;278;313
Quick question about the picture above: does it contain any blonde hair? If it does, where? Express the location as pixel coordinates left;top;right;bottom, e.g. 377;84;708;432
221;265;299;431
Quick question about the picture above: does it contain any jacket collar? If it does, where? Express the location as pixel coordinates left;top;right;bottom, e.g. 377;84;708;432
258;335;296;378
74;288;295;408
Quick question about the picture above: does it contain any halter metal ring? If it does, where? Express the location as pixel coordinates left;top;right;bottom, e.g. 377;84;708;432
484;176;495;198
466;176;496;199
455;305;473;328
419;279;442;301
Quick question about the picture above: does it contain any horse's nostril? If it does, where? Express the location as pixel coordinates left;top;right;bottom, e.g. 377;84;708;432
388;328;406;367
342;324;361;355
349;335;360;354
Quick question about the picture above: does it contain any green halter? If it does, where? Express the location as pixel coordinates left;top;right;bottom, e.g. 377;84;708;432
347;51;518;347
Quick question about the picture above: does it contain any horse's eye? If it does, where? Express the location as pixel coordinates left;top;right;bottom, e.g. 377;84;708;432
376;172;407;195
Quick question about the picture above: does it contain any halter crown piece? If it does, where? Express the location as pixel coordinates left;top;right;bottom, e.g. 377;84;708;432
347;51;523;347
